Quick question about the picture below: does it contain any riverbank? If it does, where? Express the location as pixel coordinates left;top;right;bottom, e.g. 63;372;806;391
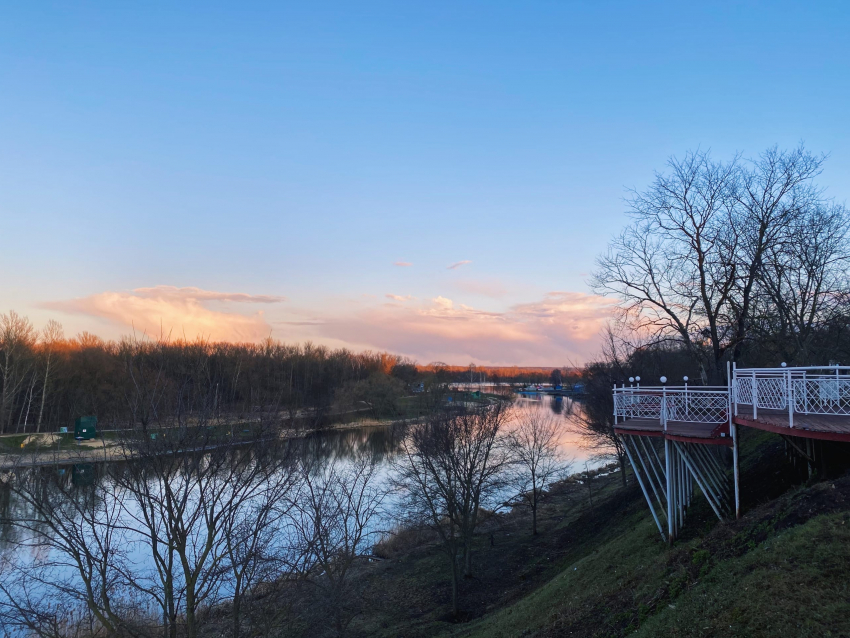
0;416;416;469
203;427;850;637
0;391;506;469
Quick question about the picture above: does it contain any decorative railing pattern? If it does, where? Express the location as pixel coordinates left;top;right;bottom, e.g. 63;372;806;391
614;365;850;432
733;365;850;426
614;386;730;427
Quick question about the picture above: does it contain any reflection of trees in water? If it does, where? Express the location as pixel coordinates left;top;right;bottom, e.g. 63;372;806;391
0;424;410;547
289;423;408;466
0;463;106;551
0;478;13;546
551;397;563;414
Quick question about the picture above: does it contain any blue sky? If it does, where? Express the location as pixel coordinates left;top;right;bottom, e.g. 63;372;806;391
1;1;848;364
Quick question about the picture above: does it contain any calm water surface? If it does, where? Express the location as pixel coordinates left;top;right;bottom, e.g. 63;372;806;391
0;394;605;625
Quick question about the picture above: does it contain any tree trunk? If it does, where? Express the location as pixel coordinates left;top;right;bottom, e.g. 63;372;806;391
232;591;241;638
36;354;50;433
619;453;628;488
0;357;12;433
450;554;459;618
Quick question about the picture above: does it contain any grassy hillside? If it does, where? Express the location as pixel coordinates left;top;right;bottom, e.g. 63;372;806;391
213;427;850;637
348;428;850;638
443;479;850;638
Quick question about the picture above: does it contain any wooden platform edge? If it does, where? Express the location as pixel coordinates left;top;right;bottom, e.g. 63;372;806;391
614;426;733;446
733;415;850;443
613;427;663;438
664;433;732;447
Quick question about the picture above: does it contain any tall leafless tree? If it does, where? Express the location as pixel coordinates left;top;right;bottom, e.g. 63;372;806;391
288;457;385;638
393;403;508;617
36;320;64;433
0;311;36;432
506;404;570;535
592;145;839;382
0;455;140;638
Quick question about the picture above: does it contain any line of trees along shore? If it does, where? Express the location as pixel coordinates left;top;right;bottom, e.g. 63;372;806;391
0;314;581;435
0;319;424;434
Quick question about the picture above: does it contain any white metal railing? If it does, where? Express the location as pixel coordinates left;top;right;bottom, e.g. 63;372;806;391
614;385;731;430
733;365;850;427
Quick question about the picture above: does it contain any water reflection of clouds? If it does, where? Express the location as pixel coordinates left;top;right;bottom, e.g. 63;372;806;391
0;396;607;607
508;395;601;468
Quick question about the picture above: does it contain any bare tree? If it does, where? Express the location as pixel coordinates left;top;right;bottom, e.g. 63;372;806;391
288;457;385;637
0;457;141;638
0;311;36;432
756;202;850;363
113;423;291;638
729;145;827;361
592;145;835;382
507;405;570;535
592;150;739;382
393;403;508;617
220;450;297;638
36;320;64;433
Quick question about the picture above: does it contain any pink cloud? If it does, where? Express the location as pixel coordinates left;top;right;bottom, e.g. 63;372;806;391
132;285;285;304
44;286;283;342
394;261;413;267
386;294;414;302
447;260;472;270
315;291;616;365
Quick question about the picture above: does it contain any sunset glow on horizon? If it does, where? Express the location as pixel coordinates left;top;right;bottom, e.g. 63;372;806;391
2;3;848;366
38;284;616;365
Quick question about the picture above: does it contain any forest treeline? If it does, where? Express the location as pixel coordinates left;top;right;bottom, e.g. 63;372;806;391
0;316;420;433
0;313;580;434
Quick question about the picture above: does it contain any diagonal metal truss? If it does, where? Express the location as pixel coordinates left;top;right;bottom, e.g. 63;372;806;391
620;434;733;543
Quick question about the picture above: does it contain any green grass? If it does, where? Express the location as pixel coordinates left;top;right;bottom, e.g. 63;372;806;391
439;515;667;638
436;507;850;638
635;512;850;638
343;426;850;638
0;432;84;451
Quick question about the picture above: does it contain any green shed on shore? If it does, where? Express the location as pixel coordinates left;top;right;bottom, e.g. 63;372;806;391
75;416;97;440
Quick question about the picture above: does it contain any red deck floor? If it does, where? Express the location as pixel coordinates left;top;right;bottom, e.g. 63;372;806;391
734;409;850;442
615;418;732;446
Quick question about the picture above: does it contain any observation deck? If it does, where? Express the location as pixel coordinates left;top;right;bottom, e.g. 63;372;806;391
613;385;732;445
612;382;735;543
732;366;850;443
614;364;850;543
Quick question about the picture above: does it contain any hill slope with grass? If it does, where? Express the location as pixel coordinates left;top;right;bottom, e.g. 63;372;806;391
349;428;850;638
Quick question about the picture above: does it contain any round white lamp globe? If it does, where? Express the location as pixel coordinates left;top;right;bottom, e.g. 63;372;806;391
660;376;667;384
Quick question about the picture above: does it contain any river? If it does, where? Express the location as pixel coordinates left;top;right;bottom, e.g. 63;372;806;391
0;393;605;633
